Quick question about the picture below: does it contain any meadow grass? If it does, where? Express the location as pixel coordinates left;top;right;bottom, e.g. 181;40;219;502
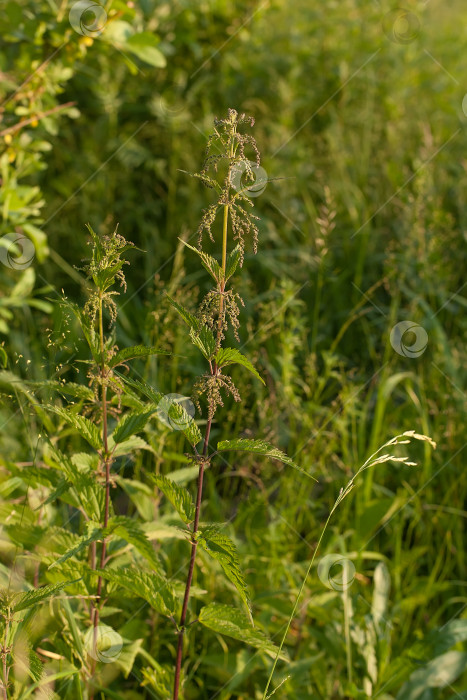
0;0;466;697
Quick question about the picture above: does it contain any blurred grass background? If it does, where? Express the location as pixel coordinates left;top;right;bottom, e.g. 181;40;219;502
1;0;466;697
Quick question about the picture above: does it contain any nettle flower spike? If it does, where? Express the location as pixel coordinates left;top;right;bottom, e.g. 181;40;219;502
198;287;245;346
83;224;136;328
170;111;320;700
195;108;261;263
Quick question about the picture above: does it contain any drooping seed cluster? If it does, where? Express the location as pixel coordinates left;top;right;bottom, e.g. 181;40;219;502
192;372;241;421
80;227;135;416
197;288;245;347
187;109;264;420
195;108;261;264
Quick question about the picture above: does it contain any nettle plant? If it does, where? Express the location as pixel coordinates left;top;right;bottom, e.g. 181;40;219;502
0;110;309;699
163;109;312;699
0;109;439;700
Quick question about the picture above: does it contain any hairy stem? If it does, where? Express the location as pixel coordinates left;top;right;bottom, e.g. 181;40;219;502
173;146;233;698
173;420;211;700
218;132;235;328
90;293;112;691
1;610;10;700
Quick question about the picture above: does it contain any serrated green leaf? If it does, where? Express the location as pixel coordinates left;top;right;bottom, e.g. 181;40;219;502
166;295;199;331
143;522;190;541
28;648;43;682
216;438;315;480
199;603;285;658
45;528;82;556
163;398;202;446
70;452;99;470
215;347;265;385
112;405;158;444
141;662;174;696
111;382;201;446
180;240;223;283
28;380;94;401
12;581;72;613
46;560;93;598
49;522;104;569
109;345;170;368
198;526;251;618
49;406;102;451
74;477;106;522
46;447;105;521
46;446;77;481
110;516;160;569
39;478;72;508
152;475;195;524
189;325;216;360
225;245;242;280
115;372;162;404
48;515;158;571
111;435;154;457
97;566;176;617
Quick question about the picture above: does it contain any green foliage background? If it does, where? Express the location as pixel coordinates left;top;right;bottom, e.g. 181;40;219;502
0;0;466;698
